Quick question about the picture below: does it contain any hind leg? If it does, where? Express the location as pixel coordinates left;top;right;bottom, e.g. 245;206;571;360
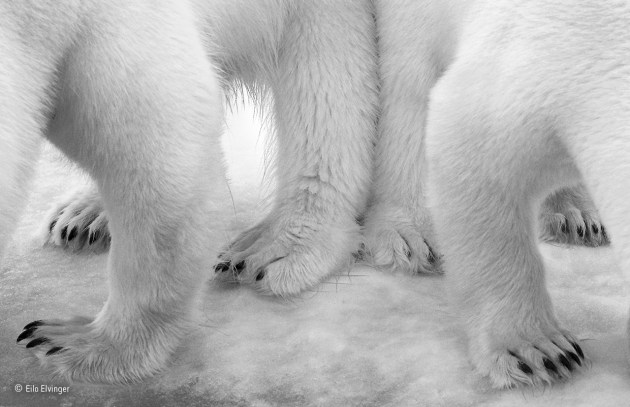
18;3;227;384
426;65;586;388
217;1;378;296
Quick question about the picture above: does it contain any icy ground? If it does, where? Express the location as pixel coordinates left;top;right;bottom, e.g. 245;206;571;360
2;106;630;407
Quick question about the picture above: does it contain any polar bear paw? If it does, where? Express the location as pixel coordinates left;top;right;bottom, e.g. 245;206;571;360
474;327;586;388
214;214;359;297
539;203;608;247
17;317;168;384
539;187;609;247
44;188;110;252
361;205;441;274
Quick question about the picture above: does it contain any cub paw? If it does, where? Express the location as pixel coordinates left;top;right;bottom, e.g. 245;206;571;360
43;188;110;252
214;213;359;297
361;205;441;274
539;186;609;247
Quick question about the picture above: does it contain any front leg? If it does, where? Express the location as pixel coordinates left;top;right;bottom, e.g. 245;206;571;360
20;4;227;383
362;2;445;274
426;60;585;388
217;1;379;296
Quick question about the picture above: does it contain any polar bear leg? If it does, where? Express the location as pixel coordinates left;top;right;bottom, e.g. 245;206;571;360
361;0;447;275
217;1;378;296
425;60;586;388
19;2;227;384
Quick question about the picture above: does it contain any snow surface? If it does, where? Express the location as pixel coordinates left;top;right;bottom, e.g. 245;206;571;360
2;105;630;407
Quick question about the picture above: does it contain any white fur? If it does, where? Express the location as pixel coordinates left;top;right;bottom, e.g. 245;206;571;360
4;0;226;383
423;0;630;388
45;0;379;297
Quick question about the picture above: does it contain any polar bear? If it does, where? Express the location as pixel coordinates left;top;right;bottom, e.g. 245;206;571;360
43;0;379;298
362;0;609;276
6;0;377;383
423;0;629;388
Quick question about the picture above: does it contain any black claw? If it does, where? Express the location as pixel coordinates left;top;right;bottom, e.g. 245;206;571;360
425;240;437;264
46;347;65;356
561;219;568;234
49;220;57;233
543;357;558;374
88;230;101;245
577;226;584;238
571;341;584;359
67;227;78;241
508;351;533;375
26;337;50;348
559;354;573;371
17;328;37;343
601;226;608;239
567;351;582;366
235;261;245;273
592;224;599;234
214;261;230;273
255;270;265;281
60;227;68;241
517;361;533;375
23;320;44;330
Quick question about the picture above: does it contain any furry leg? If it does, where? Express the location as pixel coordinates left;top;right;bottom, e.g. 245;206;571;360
217;1;379;296
20;2;227;383
425;44;586;388
362;0;454;274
